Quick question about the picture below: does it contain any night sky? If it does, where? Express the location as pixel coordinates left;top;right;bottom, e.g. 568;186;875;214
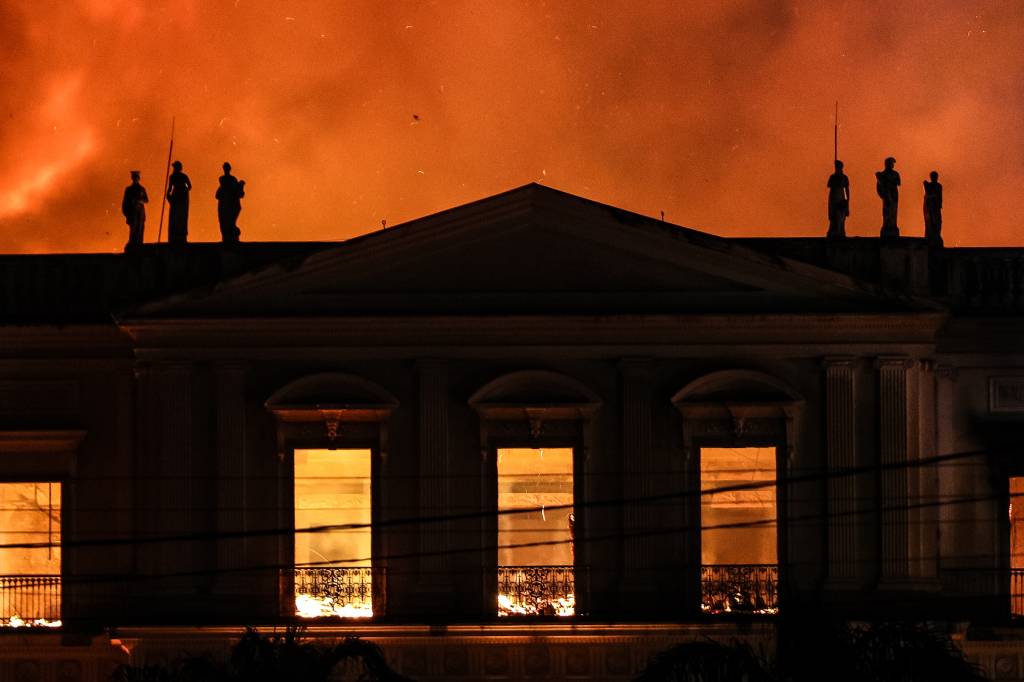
1;1;1021;253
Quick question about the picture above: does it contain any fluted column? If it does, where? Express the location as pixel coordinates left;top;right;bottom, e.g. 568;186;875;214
215;362;248;596
824;357;859;584
620;358;655;588
877;357;914;582
135;361;193;594
417;360;450;589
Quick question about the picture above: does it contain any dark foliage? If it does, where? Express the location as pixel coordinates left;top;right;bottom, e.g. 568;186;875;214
111;627;414;682
823;621;986;682
633;639;773;682
636;622;988;682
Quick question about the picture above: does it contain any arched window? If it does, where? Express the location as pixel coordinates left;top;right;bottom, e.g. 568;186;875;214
470;370;601;618
266;373;398;620
672;370;803;616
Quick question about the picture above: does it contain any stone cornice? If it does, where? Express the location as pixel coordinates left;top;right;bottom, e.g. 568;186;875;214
119;312;946;349
0;324;133;357
0;429;87;454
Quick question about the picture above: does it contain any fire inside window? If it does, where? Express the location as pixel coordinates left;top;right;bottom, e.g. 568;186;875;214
497;447;574;616
293;449;373;619
1011;477;1024;617
700;447;779;615
0;482;61;628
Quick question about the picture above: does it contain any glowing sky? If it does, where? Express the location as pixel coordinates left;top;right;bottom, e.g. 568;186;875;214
1;1;1021;253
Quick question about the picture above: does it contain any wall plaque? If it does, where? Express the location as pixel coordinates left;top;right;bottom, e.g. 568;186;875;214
989;377;1024;414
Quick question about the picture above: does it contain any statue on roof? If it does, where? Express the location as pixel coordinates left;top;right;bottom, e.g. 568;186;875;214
216;162;245;244
121;170;148;251
166;160;191;245
876;156;901;238
826;160;850;239
923;171;943;246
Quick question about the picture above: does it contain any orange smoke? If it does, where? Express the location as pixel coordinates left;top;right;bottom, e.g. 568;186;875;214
0;1;1021;253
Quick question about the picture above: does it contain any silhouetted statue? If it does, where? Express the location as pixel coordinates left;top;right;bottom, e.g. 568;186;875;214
121;170;148;251
923;171;943;245
827;159;850;239
215;162;245;243
876;156;901;238
166;160;191;245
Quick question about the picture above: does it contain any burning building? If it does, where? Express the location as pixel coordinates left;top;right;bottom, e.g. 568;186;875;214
0;184;1022;679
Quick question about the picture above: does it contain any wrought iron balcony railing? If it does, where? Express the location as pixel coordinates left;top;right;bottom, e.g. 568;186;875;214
1012;569;1024;617
498;565;575;617
701;564;778;614
0;574;61;627
288;567;380;619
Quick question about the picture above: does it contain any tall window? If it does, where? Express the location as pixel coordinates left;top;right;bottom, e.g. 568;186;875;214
293;449;373;618
497;447;574;616
700;447;778;614
1011;477;1024;616
0;482;61;628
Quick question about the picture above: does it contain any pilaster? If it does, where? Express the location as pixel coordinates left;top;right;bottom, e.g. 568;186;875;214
134;361;193;596
823;357;859;585
876;356;914;584
215;362;248;597
417;360;451;593
619;358;656;592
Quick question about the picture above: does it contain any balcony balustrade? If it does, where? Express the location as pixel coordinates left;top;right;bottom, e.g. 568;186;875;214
701;564;778;614
287;567;380;619
0;575;61;627
498;565;575;616
1013;569;1024;617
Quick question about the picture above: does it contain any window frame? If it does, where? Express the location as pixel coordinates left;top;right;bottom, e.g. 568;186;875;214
673;370;803;618
283;439;384;620
469;370;602;620
489;439;584;618
0;429;84;629
693;438;785;617
266;373;398;622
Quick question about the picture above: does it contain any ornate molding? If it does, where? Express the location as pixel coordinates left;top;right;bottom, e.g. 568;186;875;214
266;373;399;445
0;429;86;454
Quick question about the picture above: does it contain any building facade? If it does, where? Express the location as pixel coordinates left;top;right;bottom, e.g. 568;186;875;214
1;184;1023;680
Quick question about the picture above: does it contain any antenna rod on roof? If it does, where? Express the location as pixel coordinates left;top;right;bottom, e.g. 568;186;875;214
156;116;175;244
834;101;839;163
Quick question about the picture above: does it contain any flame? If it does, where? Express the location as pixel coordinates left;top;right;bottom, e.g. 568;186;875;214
294;592;372;619
0;73;97;222
2;614;62;628
497;592;575;617
1;3;1021;253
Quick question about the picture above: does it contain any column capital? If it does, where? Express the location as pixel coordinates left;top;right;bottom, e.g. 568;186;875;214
617;357;654;376
875;356;915;370
822;355;857;369
214;360;249;374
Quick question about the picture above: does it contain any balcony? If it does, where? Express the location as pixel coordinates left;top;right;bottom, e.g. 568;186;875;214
701;564;778;615
1013;569;1024;617
498;565;575;616
0;575;61;627
288;567;381;619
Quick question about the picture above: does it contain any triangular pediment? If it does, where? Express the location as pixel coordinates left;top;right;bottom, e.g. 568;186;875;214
130;184;934;318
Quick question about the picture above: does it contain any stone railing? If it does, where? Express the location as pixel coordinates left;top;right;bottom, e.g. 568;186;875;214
945;250;1024;313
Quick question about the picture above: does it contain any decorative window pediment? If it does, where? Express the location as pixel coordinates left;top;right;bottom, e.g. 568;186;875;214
673;370;803;417
265;373;398;443
672;370;803;461
0;430;85;478
469;370;601;427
